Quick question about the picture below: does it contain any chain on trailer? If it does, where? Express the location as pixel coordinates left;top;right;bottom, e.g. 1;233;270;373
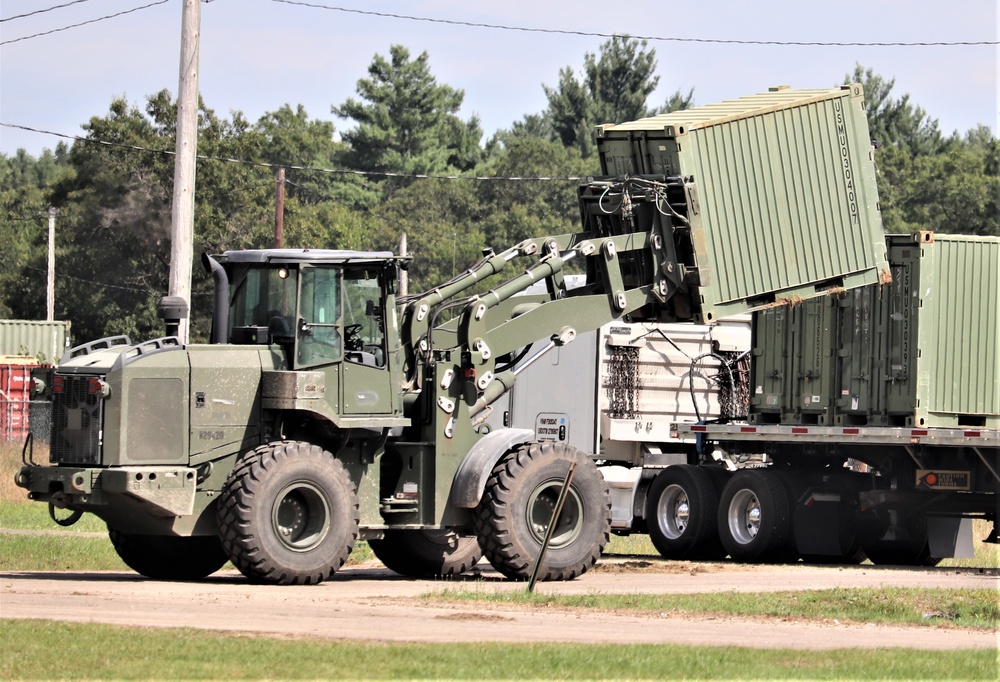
607;344;640;420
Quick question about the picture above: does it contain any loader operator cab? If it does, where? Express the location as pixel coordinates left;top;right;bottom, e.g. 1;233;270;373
210;249;402;377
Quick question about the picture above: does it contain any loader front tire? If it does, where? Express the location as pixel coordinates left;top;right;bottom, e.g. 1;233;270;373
474;442;610;581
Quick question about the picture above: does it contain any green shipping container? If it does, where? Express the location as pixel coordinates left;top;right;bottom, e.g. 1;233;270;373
596;85;889;323
789;295;838;424
750;232;1000;428
749;306;789;424
882;233;1000;427
0;320;71;363
833;286;883;425
750;296;839;425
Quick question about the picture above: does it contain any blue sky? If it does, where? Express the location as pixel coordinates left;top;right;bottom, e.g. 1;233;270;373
1;0;996;157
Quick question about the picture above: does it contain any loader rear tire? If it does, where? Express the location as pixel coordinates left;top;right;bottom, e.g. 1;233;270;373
108;529;228;581
369;529;482;578
474;442;611;581
217;440;359;585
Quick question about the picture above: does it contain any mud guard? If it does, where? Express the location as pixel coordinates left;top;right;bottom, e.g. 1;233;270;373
448;428;534;508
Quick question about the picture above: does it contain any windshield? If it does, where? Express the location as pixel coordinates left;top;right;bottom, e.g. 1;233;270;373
229;266;299;338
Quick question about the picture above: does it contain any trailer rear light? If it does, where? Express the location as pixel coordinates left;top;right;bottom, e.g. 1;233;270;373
52;376;64;394
87;377;111;398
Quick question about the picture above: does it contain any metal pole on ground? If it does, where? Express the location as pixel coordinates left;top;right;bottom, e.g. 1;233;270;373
527;461;577;592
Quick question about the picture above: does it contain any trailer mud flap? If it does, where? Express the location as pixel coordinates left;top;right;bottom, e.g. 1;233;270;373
926;517;975;559
792;493;849;557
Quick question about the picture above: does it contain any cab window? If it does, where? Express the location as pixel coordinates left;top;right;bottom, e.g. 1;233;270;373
229;266;297;342
296;267;341;367
343;268;386;367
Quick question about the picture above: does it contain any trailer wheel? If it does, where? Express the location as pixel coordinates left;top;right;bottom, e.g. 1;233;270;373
860;514;941;567
800;540;867;565
862;539;939;566
108;529;229;581
474;442;611;581
718;470;793;562
645;465;724;560
369;529;482;578
217;441;359;585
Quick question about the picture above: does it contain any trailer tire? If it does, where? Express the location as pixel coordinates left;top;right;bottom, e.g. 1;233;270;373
800;540;867;565
718;470;793;562
108;529;229;581
369;529;482;578
862;539;939;567
217;440;359;585
474;442;611;581
860;514;941;567
645;465;724;560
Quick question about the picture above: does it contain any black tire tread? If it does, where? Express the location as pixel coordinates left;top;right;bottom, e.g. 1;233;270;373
645;464;724;561
474;442;611;582
718;470;793;562
108;529;228;581
217;440;359;585
368;529;482;578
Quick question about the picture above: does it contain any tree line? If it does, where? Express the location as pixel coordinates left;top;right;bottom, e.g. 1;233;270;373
1;38;996;344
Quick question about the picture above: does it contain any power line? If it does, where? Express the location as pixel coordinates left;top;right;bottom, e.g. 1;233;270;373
0;0;170;46
1;0;99;23
0;122;589;182
270;0;997;47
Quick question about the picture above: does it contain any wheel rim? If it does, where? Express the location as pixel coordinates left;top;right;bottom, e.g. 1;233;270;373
271;481;331;552
728;488;761;546
525;479;584;549
656;484;690;540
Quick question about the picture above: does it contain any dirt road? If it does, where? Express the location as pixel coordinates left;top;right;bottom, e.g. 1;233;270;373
2;560;996;650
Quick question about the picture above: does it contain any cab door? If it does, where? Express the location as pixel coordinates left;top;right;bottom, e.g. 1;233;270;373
340;266;394;415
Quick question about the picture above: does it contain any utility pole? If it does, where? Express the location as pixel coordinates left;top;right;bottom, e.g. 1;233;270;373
47;207;58;321
398;231;408;297
167;0;201;342
274;167;285;248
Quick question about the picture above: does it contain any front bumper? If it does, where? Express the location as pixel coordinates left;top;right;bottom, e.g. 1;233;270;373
16;465;198;517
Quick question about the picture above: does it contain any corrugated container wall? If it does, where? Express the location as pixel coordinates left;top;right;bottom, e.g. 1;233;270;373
884;233;1000;427
0;320;71;362
596;85;888;323
1;360;37;441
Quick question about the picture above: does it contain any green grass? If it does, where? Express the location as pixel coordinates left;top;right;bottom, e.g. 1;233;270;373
1;620;995;681
0;499;107;532
428;587;999;630
0;530;127;572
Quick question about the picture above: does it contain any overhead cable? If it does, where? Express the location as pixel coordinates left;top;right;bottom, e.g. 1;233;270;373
271;0;997;47
1;0;170;46
1;0;99;23
0;122;588;182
